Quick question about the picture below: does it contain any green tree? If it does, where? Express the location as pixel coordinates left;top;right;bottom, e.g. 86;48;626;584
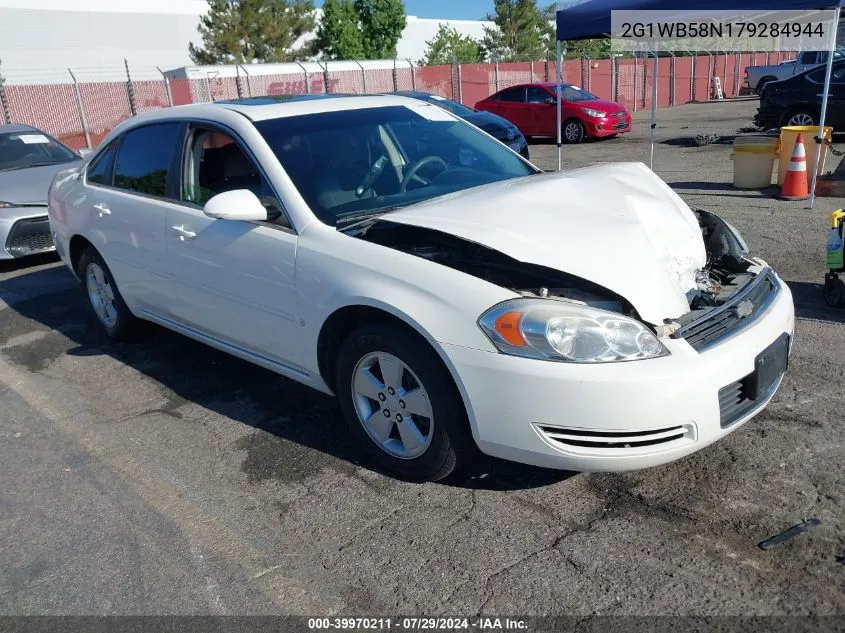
189;0;317;64
481;0;551;61
314;0;365;60
420;24;483;65
354;0;407;59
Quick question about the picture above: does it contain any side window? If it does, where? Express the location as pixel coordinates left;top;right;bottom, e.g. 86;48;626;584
86;141;118;186
802;52;818;65
807;67;826;83
182;126;288;227
113;122;180;198
497;87;525;102
526;87;552;104
832;65;845;84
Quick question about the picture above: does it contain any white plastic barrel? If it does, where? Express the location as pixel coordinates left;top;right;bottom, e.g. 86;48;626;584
730;136;779;189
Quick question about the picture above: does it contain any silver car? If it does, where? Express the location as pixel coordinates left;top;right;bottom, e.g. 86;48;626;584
0;124;84;259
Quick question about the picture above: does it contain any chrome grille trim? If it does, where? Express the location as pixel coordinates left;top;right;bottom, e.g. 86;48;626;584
535;423;695;451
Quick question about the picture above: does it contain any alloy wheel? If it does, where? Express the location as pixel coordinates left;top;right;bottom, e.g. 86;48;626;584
787;112;815;127
351;351;434;459
564;121;583;142
86;262;118;328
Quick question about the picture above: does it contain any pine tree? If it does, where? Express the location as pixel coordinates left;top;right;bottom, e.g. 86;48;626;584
315;0;365;60
189;0;317;65
481;0;552;61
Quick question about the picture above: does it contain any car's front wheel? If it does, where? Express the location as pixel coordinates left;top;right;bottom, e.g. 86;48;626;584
563;119;586;144
335;324;476;481
77;247;137;340
784;108;817;127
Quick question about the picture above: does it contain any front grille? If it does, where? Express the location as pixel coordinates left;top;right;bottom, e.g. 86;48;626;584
536;424;694;451
6;216;54;257
612;111;627;117
718;380;750;428
677;269;779;352
612;121;630;130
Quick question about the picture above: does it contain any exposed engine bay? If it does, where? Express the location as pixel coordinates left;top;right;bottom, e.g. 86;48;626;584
350;208;762;331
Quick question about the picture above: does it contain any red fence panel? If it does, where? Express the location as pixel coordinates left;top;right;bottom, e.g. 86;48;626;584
414;64;453;100
4;83;84;149
244;72;308;97
693;55;711;101
674;57;693;105
589;59;613;101
327;69;365;94
459;63;492;106
78;82;132;147
133;80;170;113
496;62;532;90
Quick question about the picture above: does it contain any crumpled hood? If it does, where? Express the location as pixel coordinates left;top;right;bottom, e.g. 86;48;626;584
0;161;80;205
386;162;706;324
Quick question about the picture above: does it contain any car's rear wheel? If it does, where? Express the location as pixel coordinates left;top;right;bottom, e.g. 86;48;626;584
77;247;137;340
335;324;476;481
563;119;586;144
784;109;816;127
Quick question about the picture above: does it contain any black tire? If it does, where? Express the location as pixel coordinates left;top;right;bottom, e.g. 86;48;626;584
562;119;586;144
823;274;845;308
77;247;137;340
335;324;476;481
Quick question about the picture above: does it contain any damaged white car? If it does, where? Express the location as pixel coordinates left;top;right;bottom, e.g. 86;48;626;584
48;95;795;481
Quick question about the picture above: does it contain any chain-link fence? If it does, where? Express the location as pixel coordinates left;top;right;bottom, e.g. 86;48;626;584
0;52;794;150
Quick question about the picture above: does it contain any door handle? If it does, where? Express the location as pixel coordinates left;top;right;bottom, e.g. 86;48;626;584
171;225;196;240
93;203;111;217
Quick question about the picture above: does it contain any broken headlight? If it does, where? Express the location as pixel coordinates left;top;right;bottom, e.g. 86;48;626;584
478;299;668;363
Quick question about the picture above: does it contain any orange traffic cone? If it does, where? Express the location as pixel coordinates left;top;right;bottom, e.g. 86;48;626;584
780;133;810;200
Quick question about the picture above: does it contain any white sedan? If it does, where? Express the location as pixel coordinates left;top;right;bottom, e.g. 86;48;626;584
48;95;794;481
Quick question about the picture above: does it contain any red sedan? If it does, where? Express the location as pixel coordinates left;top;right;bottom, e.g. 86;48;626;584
475;82;632;144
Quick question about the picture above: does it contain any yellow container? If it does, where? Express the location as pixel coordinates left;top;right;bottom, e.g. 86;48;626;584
776;126;833;186
730;136;778;189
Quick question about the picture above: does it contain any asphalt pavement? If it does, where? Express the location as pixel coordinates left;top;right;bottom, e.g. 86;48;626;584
1;99;843;618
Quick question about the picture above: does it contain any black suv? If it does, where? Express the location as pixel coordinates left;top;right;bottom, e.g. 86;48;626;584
755;60;845;131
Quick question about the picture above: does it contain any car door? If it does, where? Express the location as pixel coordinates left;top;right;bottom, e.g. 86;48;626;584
492;87;528;133
524;86;556;136
82;122;182;313
825;64;845;129
163;122;304;368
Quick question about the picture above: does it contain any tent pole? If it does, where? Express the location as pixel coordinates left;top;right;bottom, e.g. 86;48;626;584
649;49;658;170
556;39;563;171
809;5;840;209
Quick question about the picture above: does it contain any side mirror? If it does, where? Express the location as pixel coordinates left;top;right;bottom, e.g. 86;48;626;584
544;97;557;106
203;189;268;222
77;148;93;159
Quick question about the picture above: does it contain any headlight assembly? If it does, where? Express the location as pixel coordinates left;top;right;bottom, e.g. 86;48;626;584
581;108;606;118
478;299;669;363
0;201;15;208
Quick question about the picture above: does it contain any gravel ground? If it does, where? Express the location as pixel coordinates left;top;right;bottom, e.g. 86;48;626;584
0;99;843;619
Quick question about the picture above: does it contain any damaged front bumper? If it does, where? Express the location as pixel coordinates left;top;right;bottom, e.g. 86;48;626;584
440;273;794;472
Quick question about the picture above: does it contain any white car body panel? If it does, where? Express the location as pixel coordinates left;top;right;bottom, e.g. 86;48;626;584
47;98;795;473
386;162;706;324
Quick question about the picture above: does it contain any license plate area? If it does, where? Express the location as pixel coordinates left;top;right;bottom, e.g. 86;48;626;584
749;333;790;399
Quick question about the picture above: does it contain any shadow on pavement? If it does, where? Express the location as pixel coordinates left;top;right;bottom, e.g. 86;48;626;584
788;280;845;325
2;266;574;491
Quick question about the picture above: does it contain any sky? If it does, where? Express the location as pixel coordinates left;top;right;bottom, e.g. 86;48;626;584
314;0;494;21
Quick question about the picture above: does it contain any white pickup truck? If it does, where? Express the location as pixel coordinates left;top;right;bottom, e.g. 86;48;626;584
745;49;844;94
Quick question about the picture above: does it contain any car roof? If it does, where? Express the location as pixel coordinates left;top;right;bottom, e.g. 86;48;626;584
131;94;427;124
0;123;39;134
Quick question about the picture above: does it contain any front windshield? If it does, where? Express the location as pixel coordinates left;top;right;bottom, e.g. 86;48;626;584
557;84;598;102
0;130;77;172
255;105;537;226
